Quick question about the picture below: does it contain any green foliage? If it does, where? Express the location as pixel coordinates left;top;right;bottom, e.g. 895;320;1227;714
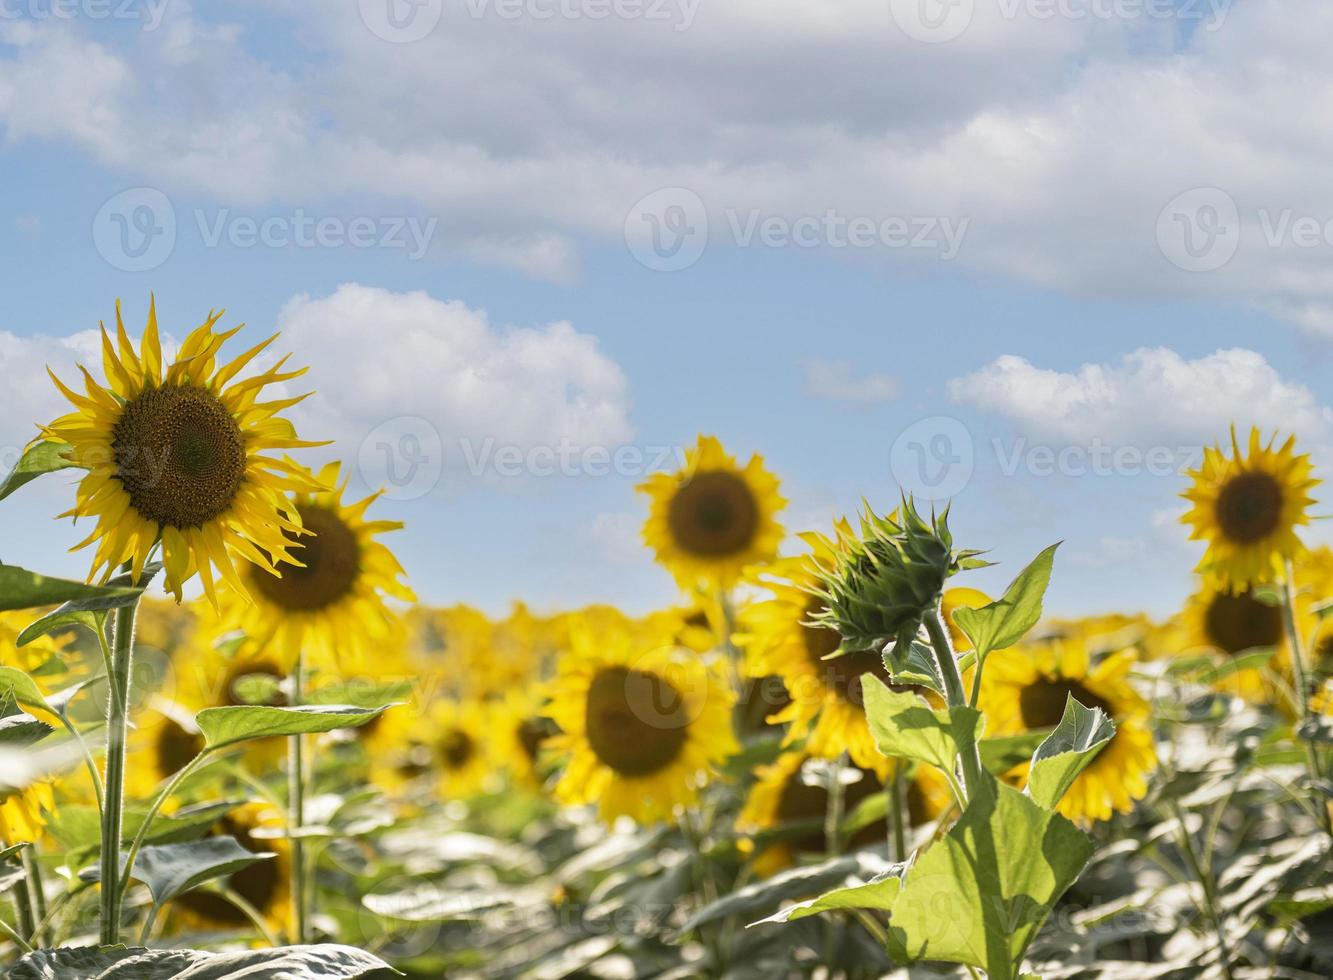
1026;696;1115;810
862;674;981;775
952;543;1059;664
195;703;396;749
0;564;145;614
81;837;276;907
4;945;398;979
0;441;75;504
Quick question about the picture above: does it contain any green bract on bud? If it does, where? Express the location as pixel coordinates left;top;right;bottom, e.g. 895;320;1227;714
806;497;988;669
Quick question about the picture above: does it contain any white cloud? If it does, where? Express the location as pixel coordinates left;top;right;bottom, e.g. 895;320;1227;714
802;358;900;406
0;328;105;457
277;284;634;482
948;347;1333;447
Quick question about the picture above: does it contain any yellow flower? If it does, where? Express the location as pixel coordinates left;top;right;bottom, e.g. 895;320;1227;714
980;642;1157;824
638;435;786;590
546;616;737;824
1172;581;1292;703
1182;426;1319;590
738;753;949;876
493;689;558;791
426;699;494;799
0;782;55;846
43;298;325;604
941;586;992;652
218;459;414;672
171;802;290;937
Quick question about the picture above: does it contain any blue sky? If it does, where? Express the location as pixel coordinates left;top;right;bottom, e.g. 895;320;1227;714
2;0;1331;620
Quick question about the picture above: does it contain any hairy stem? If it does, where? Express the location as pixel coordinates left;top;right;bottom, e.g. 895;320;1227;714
99;586;139;945
288;653;308;944
923;607;987;802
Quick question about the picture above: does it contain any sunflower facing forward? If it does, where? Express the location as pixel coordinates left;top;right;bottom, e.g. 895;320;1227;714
638;435;786;590
980;642;1157;824
219;460;414;671
1182;427;1319;590
44;299;325;602
546;617;737;824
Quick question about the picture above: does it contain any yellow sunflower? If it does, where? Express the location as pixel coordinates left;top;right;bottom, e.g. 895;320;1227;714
737;538;948;775
980;642;1157;824
0;781;55;846
170;802;290;938
218;460;414;672
426;699;495;799
493;689;559;791
738;753;950;876
43;298;325;603
546;617;737;824
1182;426;1319;590
1172;581;1295;703
362;699;434;801
638;435;786;590
127;703;206;799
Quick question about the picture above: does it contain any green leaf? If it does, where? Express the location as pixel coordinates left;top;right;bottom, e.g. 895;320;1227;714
755;872;902;924
0;712;54;748
196;703;395;749
886;774;1094;980
880;641;944;696
306;678;416;709
0;565;144;614
0;666;55;716
863;674;982;775
979;730;1051;774
0;441;75;503
1026;696;1115;810
15;564;161;646
81;837;274;907
4;945;399;979
952;543;1059;659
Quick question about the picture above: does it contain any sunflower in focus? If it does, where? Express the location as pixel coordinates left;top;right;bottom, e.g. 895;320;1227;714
638;435;786;590
171;802;290;937
43;299;325;603
1182;427;1319;590
980;642;1157;824
546;617;737;824
427;699;494;799
219;460;414;672
738;753;949;876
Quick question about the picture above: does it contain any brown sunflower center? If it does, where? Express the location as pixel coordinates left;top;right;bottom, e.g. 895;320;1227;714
249;504;361;612
154;718;205;781
1019;676;1113;729
1204;589;1283;655
776;765;922;854
584;666;688;777
666;470;759;558
802;601;893;706
437;728;475;770
517;718;549;762
112;385;246;528
175;818;280;926
1214;471;1284;544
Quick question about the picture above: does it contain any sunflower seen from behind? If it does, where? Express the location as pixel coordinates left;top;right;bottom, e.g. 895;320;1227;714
546;616;737;825
980;641;1157;824
638;435;785;591
220;460;414;672
43;298;325;603
1182;426;1319;591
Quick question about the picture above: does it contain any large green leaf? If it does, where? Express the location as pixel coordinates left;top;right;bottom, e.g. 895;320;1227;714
952;543;1059;659
885;774;1094;980
863;674;981;775
979;730;1050;774
0;441;76;504
4;944;398;979
755;872;902;924
0;712;54;748
1026;696;1115;810
16;563;161;646
80;837;274;907
0;565;143;614
0;666;55;716
196;703;395;749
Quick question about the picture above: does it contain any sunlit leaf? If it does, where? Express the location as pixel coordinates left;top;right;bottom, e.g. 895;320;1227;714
952;543;1059;659
0;440;75;504
196;703;395;749
1026;695;1115;810
863;674;981;775
81;837;275;907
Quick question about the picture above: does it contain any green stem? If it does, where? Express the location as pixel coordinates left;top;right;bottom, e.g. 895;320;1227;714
9;855;35;945
58;712;105;814
288;654;308;945
822;756;846;969
21;848;47;947
117;751;213;905
220;887;283;948
99;585;139;945
1279;562;1331;836
923;608;987;802
0;915;33;955
888;767;907;863
1171;802;1235;980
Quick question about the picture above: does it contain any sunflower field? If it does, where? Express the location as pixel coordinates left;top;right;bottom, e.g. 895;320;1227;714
2;303;1332;980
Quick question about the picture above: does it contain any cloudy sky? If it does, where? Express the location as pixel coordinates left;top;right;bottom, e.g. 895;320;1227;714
2;0;1332;618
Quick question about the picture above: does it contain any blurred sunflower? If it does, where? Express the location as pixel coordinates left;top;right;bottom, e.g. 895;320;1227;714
1182;426;1319;590
128;705;205;798
546;617;737;824
493;690;558;790
737;541;958;774
1174;581;1291;703
738;753;949;876
171;802;290;937
43;298;324;603
980;642;1157;824
638;435;785;590
221;460;414;672
427;699;494;799
0;781;54;846
940;587;992;652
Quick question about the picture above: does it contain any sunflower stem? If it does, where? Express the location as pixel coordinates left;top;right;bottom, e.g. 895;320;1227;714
1170;801;1235;980
1279;560;1331;836
923;607;987;803
822;755;846;969
99;579;139;945
9;851;35;946
21;847;47;947
888;767;907;863
288;653;309;945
